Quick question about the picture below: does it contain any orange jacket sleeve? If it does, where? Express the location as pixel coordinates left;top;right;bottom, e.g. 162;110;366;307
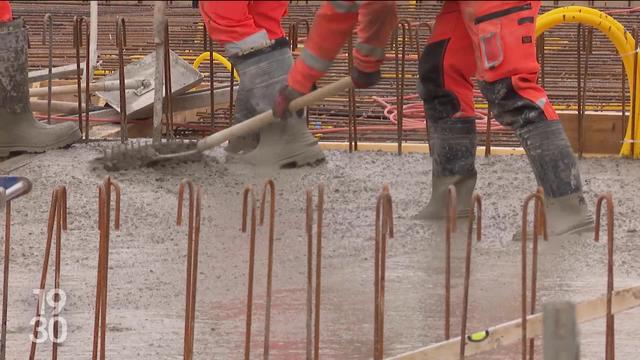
0;1;12;22
288;1;397;94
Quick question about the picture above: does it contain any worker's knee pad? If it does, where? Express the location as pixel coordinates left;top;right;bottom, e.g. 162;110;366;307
479;76;552;131
417;40;462;122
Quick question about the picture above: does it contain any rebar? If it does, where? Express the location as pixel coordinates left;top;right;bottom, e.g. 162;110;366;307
92;177;121;360
29;185;67;360
0;189;7;360
520;187;548;360
42;14;53;125
84;17;91;141
116;17;128;142
73;16;88;135
209;32;215;130
229;64;235;127
631;27;638;157
444;184;457;340
177;179;202;360
259;180;276;360
241;186;257;360
484;109;492;157
347;35;356;152
459;193;481;359
164;20;174;139
594;192;615;360
395;21;409;155
305;184;324;360
305;189;313;360
373;185;393;360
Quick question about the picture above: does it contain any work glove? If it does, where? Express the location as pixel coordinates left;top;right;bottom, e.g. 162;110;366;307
350;67;381;89
272;85;305;120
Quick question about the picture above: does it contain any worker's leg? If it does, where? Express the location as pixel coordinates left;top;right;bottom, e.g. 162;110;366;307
199;1;290;154
415;1;478;220
0;17;81;156
248;1;288;41
460;0;592;236
0;1;12;22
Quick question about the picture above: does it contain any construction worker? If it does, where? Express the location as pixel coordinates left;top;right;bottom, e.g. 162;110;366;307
199;0;325;167
276;1;592;237
0;0;81;156
412;0;593;237
264;1;397;168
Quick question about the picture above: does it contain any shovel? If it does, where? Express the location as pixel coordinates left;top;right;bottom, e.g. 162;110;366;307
96;77;353;170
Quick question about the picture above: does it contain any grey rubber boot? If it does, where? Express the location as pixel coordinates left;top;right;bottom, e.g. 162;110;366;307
0;18;80;157
414;118;477;220
234;108;325;168
224;38;291;154
516;121;594;238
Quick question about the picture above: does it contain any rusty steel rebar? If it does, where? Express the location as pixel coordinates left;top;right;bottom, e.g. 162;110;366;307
373;185;394;360
459;193;482;359
209;33;215;130
520;187;548;360
259;180;276;360
42;14;53;125
241;186;257;360
177;179;202;360
304;184;325;360
84;17;91;141
347;35;356;153
631;27;638;157
305;189;313;360
395;21;409;155
29;185;67;360
116;17;128;142
229;64;235;127
0;189;6;360
92;177;121;360
164;20;174;139
444;184;457;340
594;193;615;360
485;109;492;157
73;16;88;135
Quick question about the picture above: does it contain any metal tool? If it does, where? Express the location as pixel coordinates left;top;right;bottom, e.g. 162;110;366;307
0;176;31;360
95;76;354;171
444;185;457;341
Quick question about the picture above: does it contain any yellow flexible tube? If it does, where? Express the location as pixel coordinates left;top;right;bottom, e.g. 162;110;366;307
536;6;640;158
192;51;240;81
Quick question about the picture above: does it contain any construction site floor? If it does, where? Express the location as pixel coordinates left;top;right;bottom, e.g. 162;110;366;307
2;145;640;359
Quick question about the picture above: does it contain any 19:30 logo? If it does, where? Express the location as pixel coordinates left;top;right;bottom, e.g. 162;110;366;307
29;289;67;344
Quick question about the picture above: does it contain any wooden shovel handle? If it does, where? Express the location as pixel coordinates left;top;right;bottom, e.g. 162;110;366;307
196;77;353;152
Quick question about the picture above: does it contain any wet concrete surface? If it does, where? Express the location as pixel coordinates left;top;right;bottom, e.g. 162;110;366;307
2;143;640;359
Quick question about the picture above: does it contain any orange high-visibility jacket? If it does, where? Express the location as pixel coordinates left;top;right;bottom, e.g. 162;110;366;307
288;1;397;94
199;1;288;56
0;1;12;22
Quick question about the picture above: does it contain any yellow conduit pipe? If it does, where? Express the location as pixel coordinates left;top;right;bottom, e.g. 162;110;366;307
536;6;640;157
192;51;240;81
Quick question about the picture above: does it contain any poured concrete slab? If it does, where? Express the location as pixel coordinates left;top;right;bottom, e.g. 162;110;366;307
3;145;640;359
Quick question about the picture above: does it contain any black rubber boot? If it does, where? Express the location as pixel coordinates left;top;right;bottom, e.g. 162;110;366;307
0;18;80;156
225;38;291;154
517;121;594;237
479;78;593;239
414;41;478;220
414;117;478;220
